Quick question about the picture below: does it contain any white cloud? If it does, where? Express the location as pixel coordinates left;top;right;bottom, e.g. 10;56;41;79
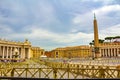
0;1;120;50
73;4;120;25
93;5;120;16
4;25;93;45
99;24;120;39
72;4;120;35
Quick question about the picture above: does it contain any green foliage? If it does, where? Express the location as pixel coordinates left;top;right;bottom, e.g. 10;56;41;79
90;36;120;45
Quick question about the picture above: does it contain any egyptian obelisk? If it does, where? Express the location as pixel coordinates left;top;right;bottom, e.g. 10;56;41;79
93;13;100;58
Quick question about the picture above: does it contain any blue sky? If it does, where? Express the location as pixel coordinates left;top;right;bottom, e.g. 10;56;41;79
0;0;120;50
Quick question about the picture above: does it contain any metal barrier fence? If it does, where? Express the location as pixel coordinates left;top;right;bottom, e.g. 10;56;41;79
0;66;120;79
0;58;120;79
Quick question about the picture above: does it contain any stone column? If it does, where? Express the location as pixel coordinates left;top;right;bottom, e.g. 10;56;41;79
114;48;116;57
8;47;10;58
109;48;111;57
6;46;9;58
105;49;107;57
108;49;109;57
28;48;31;58
99;48;101;57
116;48;118;57
21;47;25;59
10;47;13;59
112;48;114;57
0;46;1;58
102;49;104;57
107;48;109;57
19;48;21;58
28;48;31;59
18;47;21;58
2;46;5;59
18;47;20;58
104;49;105;57
117;47;119;57
101;49;104;57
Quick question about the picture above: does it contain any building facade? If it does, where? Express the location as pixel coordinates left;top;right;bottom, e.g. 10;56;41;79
99;42;120;58
50;45;91;58
0;39;45;61
50;42;120;59
31;47;45;58
0;39;31;61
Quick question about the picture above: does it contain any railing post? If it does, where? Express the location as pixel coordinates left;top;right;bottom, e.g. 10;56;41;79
11;68;14;77
117;69;120;78
67;64;70;79
91;66;95;78
26;68;28;78
53;68;57;79
99;66;105;78
106;66;109;78
117;66;120;78
81;65;84;79
39;68;41;78
0;69;2;76
76;65;79;79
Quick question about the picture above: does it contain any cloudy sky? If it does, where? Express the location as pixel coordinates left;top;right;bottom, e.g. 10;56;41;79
0;0;120;50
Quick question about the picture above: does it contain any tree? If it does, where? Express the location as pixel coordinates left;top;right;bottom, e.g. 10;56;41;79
105;37;114;42
99;39;104;43
89;42;93;46
89;39;104;45
113;36;120;42
114;36;120;39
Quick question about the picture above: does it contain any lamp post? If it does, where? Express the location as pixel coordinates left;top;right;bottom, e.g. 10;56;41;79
92;48;95;60
68;52;71;63
89;42;94;60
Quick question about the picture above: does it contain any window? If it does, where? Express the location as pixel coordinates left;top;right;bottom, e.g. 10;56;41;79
41;52;43;55
56;52;58;58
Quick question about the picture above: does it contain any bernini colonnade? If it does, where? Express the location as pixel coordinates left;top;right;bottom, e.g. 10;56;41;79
0;39;31;60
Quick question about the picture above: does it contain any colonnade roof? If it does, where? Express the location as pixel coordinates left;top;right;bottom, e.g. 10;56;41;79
0;38;31;46
99;42;120;46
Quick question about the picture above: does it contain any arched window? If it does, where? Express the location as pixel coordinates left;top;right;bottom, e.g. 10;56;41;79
56;52;58;58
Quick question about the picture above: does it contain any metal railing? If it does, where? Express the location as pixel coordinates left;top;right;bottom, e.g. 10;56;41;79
0;65;120;79
0;58;120;79
0;66;120;79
